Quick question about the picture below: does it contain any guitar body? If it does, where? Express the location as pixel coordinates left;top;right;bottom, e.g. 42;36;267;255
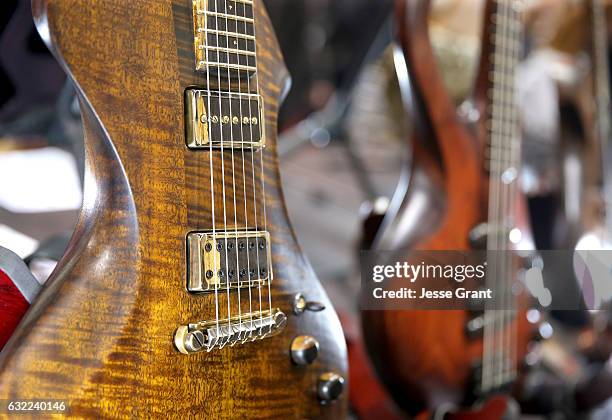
0;246;40;350
362;0;532;416
0;271;28;350
0;1;347;418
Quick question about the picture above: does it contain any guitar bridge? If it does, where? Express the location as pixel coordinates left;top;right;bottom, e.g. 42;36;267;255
187;230;272;293
174;308;287;353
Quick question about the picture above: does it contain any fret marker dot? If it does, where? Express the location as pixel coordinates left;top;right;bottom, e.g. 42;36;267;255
232;116;239;125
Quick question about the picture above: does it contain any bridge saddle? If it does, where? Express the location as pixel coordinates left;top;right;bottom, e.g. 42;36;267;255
174;308;287;354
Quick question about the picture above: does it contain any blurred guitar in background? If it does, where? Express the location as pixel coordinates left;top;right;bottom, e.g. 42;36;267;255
362;0;537;418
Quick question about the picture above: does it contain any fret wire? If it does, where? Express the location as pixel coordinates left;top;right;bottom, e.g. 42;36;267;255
199;45;257;57
198;61;257;71
203;28;256;41
198;10;255;24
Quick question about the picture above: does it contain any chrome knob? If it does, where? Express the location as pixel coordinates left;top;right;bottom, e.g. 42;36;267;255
317;372;345;404
290;335;319;365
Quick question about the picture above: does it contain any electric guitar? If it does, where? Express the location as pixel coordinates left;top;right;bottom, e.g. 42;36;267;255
0;246;40;350
0;1;348;417
362;0;535;417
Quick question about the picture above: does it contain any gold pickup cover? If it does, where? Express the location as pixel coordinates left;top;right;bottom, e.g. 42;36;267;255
187;230;272;293
185;89;265;149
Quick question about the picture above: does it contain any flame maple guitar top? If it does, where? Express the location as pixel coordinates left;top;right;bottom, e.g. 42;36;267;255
0;1;348;418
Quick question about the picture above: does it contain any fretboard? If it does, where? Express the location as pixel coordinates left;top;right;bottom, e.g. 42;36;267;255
481;0;524;396
486;1;522;185
193;0;257;78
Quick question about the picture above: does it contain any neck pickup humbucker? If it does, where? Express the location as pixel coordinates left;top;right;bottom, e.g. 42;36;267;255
187;230;272;293
185;89;265;149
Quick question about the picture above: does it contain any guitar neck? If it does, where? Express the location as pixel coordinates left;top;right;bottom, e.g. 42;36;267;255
482;0;524;395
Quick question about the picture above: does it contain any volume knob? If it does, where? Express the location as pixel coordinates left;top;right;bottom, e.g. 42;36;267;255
290;335;319;365
317;372;345;404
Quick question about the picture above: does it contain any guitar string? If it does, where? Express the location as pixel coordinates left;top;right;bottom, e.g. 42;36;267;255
483;0;502;392
202;1;220;351
497;0;509;389
222;0;244;343
212;0;232;349
498;0;516;388
497;0;511;388
242;0;265;337
500;1;521;386
493;0;507;389
249;2;274;334
501;0;513;386
226;3;253;343
236;12;255;343
493;0;511;389
481;0;494;387
500;0;517;388
252;0;271;333
496;0;514;387
510;1;523;384
484;0;510;392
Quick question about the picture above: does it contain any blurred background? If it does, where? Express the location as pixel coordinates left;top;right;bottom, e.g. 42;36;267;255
0;0;611;418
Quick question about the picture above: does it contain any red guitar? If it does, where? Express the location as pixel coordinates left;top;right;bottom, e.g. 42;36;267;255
0;246;40;349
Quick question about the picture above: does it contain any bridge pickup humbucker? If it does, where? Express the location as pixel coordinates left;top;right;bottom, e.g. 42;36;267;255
187;230;272;293
185;89;265;149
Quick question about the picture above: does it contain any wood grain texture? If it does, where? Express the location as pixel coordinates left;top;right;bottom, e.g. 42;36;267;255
0;1;348;418
362;0;532;416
